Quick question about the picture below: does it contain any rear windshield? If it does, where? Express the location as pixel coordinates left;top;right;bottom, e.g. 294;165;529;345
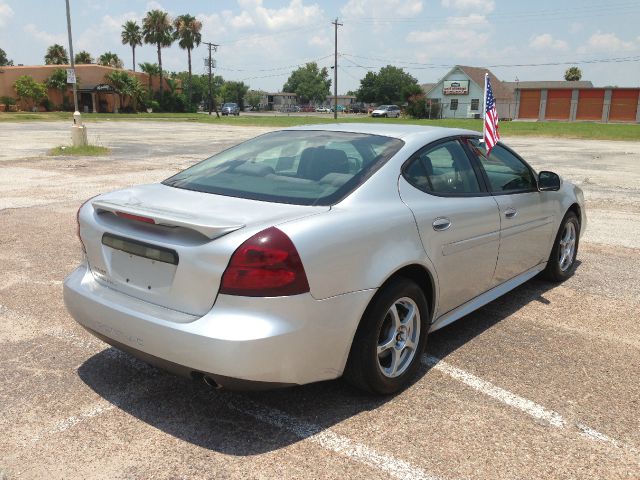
162;130;404;206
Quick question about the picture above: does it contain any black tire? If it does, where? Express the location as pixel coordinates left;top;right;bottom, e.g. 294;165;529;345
344;277;429;395
543;211;580;282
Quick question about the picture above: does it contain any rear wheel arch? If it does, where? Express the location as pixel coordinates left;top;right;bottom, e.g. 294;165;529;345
386;264;436;323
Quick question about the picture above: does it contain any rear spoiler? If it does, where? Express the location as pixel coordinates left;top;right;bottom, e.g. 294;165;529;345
92;200;244;239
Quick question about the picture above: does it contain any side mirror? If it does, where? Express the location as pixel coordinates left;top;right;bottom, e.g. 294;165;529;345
538;171;561;191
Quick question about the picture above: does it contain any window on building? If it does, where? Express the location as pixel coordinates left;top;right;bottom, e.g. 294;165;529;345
450;99;458;111
471;99;480;111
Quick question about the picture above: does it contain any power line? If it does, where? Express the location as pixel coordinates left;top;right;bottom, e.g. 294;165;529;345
340;53;640;70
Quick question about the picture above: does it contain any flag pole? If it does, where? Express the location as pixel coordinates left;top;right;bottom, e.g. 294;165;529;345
481;73;488;143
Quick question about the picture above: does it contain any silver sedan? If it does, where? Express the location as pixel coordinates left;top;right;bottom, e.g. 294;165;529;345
64;124;585;394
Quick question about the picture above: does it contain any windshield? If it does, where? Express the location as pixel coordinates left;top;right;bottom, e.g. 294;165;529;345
163;130;404;206
223;103;236;108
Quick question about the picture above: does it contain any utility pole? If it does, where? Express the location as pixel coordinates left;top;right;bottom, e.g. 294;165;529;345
332;18;342;120
65;0;87;146
204;41;219;118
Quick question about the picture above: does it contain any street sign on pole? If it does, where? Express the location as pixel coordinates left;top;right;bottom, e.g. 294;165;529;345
66;68;76;84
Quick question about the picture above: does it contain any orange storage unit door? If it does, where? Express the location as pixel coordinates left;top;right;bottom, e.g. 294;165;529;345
545;89;572;120
609;89;639;122
518;90;540;119
576;89;604;121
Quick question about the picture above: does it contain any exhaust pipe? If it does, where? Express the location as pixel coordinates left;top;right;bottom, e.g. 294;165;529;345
203;375;222;389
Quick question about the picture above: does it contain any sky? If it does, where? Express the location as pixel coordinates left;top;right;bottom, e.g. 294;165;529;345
1;0;639;93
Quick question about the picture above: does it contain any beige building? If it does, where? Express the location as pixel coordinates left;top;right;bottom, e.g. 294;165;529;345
0;64;167;112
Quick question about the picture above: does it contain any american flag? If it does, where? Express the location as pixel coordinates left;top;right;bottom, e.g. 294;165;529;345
483;74;500;155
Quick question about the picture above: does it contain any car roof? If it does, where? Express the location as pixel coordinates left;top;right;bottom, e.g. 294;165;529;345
284;123;480;142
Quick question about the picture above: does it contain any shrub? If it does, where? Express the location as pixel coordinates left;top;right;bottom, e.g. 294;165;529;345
0;96;16;106
41;98;54;112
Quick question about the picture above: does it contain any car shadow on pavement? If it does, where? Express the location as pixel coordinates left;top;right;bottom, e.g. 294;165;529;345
77;270;575;455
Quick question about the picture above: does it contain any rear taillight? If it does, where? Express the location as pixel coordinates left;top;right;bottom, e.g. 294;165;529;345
220;227;310;297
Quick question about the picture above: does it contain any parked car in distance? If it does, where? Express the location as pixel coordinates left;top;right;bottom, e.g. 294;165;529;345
315;106;331;113
65;124;585;395
221;102;240;116
301;105;316;112
348;104;367;113
371;105;401;118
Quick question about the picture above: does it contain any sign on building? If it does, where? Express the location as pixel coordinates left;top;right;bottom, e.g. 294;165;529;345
443;80;469;95
66;68;76;84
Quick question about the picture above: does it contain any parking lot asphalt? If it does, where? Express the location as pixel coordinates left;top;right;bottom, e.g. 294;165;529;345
0;121;639;480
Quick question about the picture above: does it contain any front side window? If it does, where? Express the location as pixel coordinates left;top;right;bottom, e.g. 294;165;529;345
163;131;404;206
466;138;536;193
403;140;481;195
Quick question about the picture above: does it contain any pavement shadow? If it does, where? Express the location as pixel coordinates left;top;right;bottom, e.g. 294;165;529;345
78;267;577;455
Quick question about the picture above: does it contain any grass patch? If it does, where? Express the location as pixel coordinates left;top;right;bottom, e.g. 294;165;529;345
3;111;638;141
49;144;110;156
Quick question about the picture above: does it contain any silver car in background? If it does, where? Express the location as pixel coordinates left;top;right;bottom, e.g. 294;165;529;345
221;102;240;116
371;105;401;118
64;124;585;394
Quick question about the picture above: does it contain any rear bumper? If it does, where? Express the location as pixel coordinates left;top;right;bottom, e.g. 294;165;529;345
63;265;374;387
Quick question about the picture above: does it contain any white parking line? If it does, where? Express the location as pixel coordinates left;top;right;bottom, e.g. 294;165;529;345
227;396;444;480
423;355;628;450
422;355;565;427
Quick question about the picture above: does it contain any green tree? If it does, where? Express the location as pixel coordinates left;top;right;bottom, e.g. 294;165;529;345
105;71;146;111
221;80;249;109
142;9;174;97
44;44;69;65
45;68;77;110
98;51;124;69
173;14;202;100
0;47;13;66
564;66;582;81
245;90;264;110
13;75;48;110
138;62;161;94
283;62;331;104
121;20;142;72
356;65;421;105
74;51;93;64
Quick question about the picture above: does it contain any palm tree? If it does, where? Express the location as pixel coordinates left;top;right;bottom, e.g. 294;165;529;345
142;9;173;98
98;52;124;69
139;62;161;95
121;20;142;72
74;51;93;64
173;14;202;100
44;44;69;65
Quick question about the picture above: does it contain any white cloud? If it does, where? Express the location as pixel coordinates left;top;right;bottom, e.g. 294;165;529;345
75;12;141;61
445;14;488;26
309;35;330;47
585;32;635;52
342;0;423;18
441;0;495;12
529;33;568;51
407;26;490;58
23;24;66;45
0;1;13;27
232;0;322;31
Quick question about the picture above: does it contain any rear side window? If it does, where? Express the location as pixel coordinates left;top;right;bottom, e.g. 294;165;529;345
403;140;481;195
163;130;404;206
466;139;536;193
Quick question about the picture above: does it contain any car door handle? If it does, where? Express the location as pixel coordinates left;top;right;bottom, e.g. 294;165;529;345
432;217;451;231
504;208;518;219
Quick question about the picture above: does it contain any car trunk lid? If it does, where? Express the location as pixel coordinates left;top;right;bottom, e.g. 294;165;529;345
80;183;327;317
